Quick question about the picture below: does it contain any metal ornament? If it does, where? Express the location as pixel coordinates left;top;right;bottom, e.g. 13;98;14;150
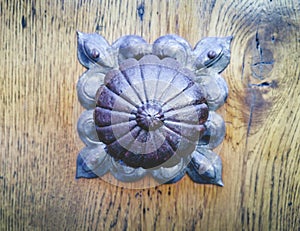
76;31;232;186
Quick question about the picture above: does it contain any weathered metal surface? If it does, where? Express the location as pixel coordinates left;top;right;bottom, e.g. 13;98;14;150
76;32;232;186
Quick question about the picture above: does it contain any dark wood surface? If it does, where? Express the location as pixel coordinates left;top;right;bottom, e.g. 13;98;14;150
1;0;299;230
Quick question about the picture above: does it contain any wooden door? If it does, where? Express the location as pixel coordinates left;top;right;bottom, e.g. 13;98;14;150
1;0;299;230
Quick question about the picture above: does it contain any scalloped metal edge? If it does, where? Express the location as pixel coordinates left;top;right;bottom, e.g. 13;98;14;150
76;32;233;186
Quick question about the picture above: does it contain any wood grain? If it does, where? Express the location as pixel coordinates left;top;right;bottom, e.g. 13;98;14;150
1;0;299;230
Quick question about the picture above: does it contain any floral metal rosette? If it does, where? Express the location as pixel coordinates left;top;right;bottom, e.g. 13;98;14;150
76;31;232;186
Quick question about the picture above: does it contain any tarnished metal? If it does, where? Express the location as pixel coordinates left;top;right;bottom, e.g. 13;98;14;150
76;32;232;187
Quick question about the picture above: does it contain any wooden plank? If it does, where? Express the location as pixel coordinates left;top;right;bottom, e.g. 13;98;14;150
0;0;299;230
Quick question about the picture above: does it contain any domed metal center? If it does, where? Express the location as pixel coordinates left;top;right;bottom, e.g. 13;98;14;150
136;103;164;131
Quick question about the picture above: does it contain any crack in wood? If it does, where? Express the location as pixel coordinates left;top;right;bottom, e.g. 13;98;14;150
251;26;275;80
246;89;255;137
255;27;264;80
251;61;274;66
137;3;145;21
